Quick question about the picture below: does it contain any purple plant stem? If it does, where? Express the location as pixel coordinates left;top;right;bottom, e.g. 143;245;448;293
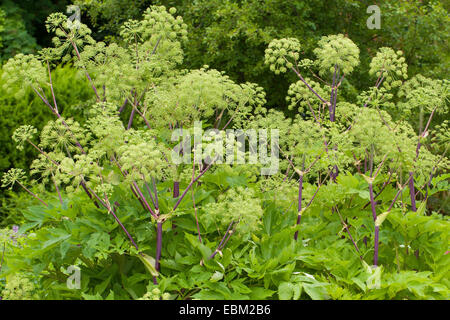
79;181;100;208
111;156;148;211
86;185;139;251
217;224;237;252
294;174;303;241
332;69;340;120
127;108;136;130
370;173;414;267
173;160;214;212
408;172;417;212
209;221;234;259
363;169;394;209
67;37;100;101
294;169;331;239
132;181;158;219
173;181;180;198
27;139;59;166
144;181;157;209
364;75;384;108
152;177;159;209
336;207;361;258
346;226;361;257
289;62;327;104
47;61;58;114
31;86;86;154
155;222;163;272
109;206;139;251
17;182;48;207
31;86;56;114
368;183;377;222
119;98;128;113
374;226;380;266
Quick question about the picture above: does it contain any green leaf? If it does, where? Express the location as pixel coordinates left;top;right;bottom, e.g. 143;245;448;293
375;211;390;227
210;271;223;282
137;253;159;277
303;283;329;300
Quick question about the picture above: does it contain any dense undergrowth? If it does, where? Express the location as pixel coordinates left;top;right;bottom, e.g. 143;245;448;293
0;5;448;300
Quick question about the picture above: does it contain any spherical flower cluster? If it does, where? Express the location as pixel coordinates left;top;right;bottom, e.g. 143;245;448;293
118;142;166;182
95;183;114;199
40;118;90;154
398;75;449;115
45;13;96;62
142;6;188;42
334;102;359;127
119;19;142;43
287;117;327;168
430;120;449;154
240;82;267;111
357;87;395;109
30;152;63;185
369;47;408;90
286;78;327;113
264;38;301;74
138;288;171;300
56;154;102;191
313;34;360;75
1;168;26;189
231;82;267;128
147;67;243;128
13;125;37;151
349;108;405;162
202;187;263;234
1;275;38;300
1;54;47;99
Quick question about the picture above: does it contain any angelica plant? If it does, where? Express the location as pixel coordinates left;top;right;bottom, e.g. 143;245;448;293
265;33;448;267
0;5;449;301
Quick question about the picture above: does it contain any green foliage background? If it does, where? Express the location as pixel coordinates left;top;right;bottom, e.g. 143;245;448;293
0;0;448;301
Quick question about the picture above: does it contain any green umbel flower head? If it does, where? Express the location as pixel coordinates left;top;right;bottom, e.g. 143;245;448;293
1;54;47;99
286;78;327;114
1;168;26;189
40;118;90;154
12;125;37;151
203;187;263;234
265;38;301;74
398;75;449;115
369;48;408;90
313;34;360;76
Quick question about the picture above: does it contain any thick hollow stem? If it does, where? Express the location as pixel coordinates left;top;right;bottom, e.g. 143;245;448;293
173;181;180;198
368;183;377;222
